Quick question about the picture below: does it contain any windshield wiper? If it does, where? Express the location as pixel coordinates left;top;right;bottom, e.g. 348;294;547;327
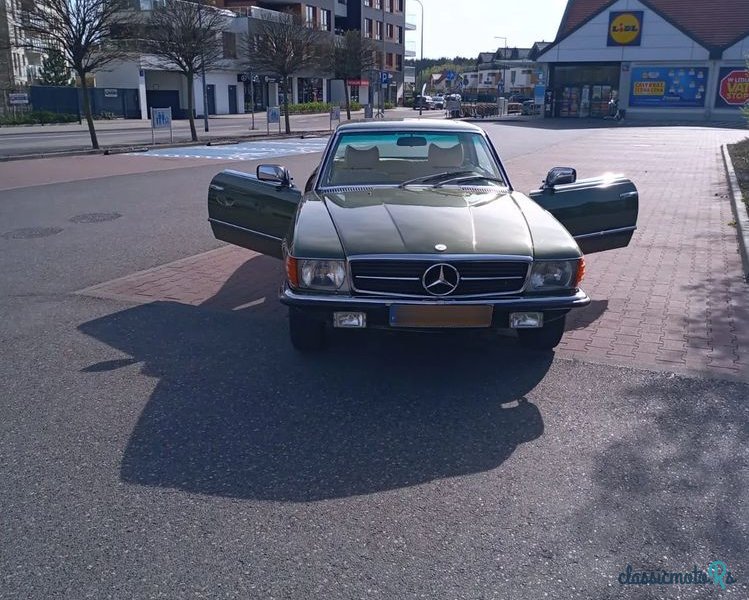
434;174;506;188
398;170;477;188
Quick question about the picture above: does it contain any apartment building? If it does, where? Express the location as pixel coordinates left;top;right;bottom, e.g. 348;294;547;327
0;0;46;89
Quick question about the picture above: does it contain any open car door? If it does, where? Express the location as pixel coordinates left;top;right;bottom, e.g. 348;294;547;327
207;168;302;259
529;174;638;255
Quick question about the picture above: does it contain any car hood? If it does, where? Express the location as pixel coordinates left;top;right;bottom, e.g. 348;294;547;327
316;187;533;256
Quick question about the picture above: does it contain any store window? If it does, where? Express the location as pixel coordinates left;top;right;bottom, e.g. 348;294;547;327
552;63;620;118
350;85;360;103
297;77;323;103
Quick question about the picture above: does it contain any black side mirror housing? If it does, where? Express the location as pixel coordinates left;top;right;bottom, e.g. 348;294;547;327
257;164;292;187
543;167;577;190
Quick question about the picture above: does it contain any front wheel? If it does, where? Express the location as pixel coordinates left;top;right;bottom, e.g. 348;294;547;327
517;316;566;350
289;308;326;352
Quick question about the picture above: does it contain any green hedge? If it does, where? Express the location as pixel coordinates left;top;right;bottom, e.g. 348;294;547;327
0;111;79;126
280;101;362;115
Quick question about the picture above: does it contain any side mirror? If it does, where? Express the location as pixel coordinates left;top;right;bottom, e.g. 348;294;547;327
543;167;577;189
257;164;292;187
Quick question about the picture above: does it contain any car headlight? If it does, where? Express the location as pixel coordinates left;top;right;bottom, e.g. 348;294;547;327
528;260;581;291
296;259;348;291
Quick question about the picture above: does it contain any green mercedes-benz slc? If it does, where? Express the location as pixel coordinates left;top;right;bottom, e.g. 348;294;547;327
208;120;638;351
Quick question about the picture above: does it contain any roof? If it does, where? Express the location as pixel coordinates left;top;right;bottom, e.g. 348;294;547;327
552;0;749;54
336;120;483;134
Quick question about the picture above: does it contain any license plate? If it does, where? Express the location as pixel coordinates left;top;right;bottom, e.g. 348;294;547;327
389;304;493;328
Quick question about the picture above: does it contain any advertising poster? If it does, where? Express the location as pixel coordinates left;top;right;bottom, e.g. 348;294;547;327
715;67;749;108
629;66;707;107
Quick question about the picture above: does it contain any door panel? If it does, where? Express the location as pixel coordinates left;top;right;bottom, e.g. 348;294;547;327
228;85;238;114
208;169;302;259
206;84;216;115
529;175;638;254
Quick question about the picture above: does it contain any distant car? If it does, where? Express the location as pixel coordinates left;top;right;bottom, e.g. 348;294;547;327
207;120;639;352
522;100;540;115
507;102;523;115
432;95;445;109
509;94;533;104
413;95;434;110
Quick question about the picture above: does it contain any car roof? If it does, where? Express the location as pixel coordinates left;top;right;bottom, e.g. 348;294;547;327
335;119;484;134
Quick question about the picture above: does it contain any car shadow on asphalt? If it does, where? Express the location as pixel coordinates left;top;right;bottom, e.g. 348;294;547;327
78;298;554;502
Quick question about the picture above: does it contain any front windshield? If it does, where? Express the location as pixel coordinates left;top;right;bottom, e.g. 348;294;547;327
319;130;506;188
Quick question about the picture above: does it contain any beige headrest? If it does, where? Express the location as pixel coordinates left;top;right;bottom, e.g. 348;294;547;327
345;145;380;169
428;143;464;168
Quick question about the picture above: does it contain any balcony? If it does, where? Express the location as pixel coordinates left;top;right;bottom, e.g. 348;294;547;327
404;20;416;31
404;49;416;57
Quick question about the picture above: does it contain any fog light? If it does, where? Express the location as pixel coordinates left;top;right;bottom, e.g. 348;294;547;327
333;312;367;328
509;312;544;329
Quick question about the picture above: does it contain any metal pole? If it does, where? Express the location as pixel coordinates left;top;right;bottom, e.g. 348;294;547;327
381;0;386;115
412;0;423;116
199;0;209;133
495;36;507;101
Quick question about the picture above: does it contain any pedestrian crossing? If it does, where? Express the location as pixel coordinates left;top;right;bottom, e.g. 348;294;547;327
130;137;330;161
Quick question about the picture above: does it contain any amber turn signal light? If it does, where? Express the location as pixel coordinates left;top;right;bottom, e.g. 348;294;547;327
574;257;586;287
285;256;299;288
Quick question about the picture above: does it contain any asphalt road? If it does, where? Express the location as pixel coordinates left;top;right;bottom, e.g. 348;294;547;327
0;125;747;599
0;108;442;157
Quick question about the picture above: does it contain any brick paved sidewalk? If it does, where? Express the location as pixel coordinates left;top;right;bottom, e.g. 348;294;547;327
77;126;749;381
505;127;748;379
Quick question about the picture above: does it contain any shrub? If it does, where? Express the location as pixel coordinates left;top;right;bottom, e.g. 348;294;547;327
0;111;79;126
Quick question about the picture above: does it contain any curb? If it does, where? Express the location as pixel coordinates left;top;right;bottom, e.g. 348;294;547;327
722;144;749;283
0;129;334;162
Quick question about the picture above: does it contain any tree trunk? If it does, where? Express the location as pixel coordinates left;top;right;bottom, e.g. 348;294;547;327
282;80;291;134
186;73;198;142
78;72;98;149
344;82;351;120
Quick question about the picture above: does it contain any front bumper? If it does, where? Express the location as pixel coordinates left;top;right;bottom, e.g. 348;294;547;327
280;284;590;328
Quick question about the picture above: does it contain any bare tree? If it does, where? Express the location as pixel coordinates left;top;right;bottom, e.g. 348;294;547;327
142;0;227;142
330;30;377;120
244;14;328;134
21;0;131;149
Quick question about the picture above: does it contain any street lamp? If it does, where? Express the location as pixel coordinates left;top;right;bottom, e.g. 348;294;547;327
411;0;424;116
494;35;508;100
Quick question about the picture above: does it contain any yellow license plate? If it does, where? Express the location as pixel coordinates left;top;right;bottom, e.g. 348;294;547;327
389;305;493;328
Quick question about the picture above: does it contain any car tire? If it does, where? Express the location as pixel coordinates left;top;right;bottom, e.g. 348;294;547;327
517;315;565;350
289;308;326;352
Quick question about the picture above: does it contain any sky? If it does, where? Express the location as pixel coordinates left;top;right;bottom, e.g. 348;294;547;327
404;0;569;59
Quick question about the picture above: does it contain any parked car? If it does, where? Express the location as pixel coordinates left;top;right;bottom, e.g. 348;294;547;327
432;95;445;110
208;120;638;352
522;100;540;115
413;95;434;110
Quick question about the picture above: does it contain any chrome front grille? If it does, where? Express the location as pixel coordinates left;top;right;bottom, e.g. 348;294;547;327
349;258;530;297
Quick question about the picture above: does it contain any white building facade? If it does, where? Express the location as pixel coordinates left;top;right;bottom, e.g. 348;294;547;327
535;0;749;120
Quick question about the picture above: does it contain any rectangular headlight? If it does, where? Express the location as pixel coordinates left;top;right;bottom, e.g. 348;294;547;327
298;259;349;291
528;260;578;291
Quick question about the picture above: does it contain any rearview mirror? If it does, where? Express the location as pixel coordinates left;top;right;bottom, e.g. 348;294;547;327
257;164;292;187
543;167;577;189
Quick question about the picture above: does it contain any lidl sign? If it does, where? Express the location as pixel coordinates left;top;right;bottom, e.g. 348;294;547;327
607;11;643;46
715;67;749;108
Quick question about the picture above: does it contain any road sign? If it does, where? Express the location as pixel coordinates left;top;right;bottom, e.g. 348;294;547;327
380;71;390;85
8;93;28;105
446;71;455;81
150;107;173;143
267;107;280;124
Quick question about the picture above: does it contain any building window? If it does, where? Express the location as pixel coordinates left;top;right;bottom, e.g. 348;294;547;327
364;18;372;38
374;0;381;9
320;9;330;31
397;0;403;11
397;25;403;44
386;53;393;68
364;0;371;5
222;32;237;59
305;5;316;27
396;54;402;71
388;0;394;12
375;51;383;67
375;20;383;40
386;23;394;40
